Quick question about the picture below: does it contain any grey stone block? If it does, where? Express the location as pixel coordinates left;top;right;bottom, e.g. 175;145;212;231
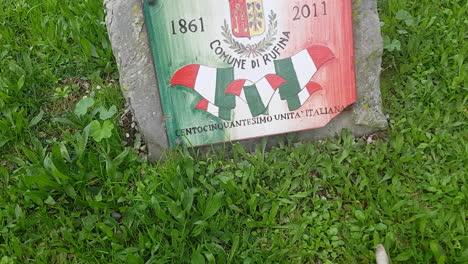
351;0;388;130
104;0;168;162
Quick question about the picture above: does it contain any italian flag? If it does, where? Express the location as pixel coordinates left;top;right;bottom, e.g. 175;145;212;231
195;96;257;121
275;45;334;100
225;74;286;117
194;99;232;121
286;81;323;111
171;65;236;109
194;75;285;120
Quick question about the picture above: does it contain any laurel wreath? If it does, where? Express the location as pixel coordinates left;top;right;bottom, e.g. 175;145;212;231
221;10;278;58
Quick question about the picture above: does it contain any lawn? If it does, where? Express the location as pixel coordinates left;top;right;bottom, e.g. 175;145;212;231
0;0;466;263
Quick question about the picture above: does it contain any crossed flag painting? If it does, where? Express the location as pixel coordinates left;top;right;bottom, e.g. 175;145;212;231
171;45;335;120
143;0;357;147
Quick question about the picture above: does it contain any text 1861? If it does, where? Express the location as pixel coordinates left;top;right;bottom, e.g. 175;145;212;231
171;18;205;35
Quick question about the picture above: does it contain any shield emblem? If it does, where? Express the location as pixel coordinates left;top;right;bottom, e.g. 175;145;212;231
229;0;265;38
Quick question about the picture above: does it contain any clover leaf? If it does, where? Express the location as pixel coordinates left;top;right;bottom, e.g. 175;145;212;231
98;105;117;120
74;97;95;117
88;120;114;142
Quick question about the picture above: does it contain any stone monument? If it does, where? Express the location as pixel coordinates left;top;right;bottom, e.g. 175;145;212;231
104;0;387;161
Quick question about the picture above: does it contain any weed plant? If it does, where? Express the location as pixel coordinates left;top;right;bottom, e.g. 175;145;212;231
0;0;466;263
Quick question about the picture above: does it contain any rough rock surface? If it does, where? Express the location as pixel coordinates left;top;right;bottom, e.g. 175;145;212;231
351;0;388;129
104;0;168;161
104;0;387;161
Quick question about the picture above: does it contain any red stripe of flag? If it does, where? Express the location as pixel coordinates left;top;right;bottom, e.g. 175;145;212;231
225;79;247;96
305;81;322;94
170;64;201;88
195;99;209;111
264;74;287;90
306;46;335;68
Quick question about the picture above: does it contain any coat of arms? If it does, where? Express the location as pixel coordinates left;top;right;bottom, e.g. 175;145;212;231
229;0;265;38
224;0;278;58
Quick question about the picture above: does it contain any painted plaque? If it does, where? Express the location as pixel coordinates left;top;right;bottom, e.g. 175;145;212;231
143;0;356;148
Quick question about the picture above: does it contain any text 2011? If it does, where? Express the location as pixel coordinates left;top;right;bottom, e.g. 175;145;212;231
171;18;205;35
293;1;328;21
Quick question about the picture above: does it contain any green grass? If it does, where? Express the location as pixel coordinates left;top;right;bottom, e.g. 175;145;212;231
0;0;467;263
0;0;118;155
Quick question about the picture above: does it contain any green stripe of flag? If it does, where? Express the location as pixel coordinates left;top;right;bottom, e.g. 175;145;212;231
286;96;302;111
215;67;236;109
218;108;232;121
244;84;267;117
274;57;301;100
